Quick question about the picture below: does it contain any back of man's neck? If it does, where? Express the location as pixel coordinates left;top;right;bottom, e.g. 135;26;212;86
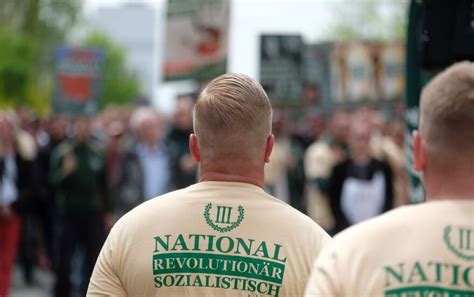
424;173;474;202
199;164;265;189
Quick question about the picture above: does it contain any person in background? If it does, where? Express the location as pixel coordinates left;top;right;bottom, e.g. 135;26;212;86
294;111;326;150
304;110;350;231
167;95;197;189
0;113;37;297
114;108;172;218
365;109;409;207
13;112;42;287
385;118;409;206
36;115;69;271
51;117;111;297
103;119;130;219
327;113;393;234
264;111;306;213
304;61;474;297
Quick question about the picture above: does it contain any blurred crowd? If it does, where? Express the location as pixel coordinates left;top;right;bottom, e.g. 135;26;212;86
0;98;407;296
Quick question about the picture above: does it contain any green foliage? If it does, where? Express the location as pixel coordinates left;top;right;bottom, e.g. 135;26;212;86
0;30;37;104
0;29;50;115
0;0;80;44
83;32;140;108
326;0;409;42
0;0;138;113
0;0;81;116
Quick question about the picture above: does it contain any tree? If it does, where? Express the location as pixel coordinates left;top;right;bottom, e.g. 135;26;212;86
0;30;37;108
82;32;140;108
0;0;81;115
325;0;409;42
0;29;52;114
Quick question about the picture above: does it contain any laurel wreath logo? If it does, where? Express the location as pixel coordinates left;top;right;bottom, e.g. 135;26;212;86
203;203;245;233
444;225;474;261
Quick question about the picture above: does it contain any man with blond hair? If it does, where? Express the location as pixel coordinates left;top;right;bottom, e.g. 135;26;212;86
88;73;331;296
305;62;474;297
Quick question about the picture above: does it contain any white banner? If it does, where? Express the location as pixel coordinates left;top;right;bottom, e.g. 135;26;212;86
164;0;230;81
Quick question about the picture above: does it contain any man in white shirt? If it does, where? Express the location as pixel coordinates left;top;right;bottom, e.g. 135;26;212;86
88;73;331;297
305;62;474;296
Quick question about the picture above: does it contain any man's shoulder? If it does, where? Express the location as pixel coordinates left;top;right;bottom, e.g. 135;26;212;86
262;192;331;240
117;183;326;233
127;188;189;212
331;203;438;247
275;197;320;224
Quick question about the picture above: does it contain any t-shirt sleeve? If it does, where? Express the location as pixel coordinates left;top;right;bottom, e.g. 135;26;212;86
87;225;127;297
304;243;342;297
309;219;332;259
304;220;333;285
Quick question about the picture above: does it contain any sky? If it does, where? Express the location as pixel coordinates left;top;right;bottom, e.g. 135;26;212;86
82;0;335;111
83;0;333;76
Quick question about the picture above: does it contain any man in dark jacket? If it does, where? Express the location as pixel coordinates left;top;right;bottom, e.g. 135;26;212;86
36;115;68;270
167;96;197;189
51;117;110;297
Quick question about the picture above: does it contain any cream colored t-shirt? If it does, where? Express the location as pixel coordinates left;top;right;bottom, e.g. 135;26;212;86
305;200;474;297
88;181;331;297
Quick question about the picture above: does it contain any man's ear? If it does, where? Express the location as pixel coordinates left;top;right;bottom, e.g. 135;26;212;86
189;134;201;162
413;130;426;173
264;134;274;163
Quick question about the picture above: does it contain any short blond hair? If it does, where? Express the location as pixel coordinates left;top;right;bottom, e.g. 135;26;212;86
193;73;272;160
420;61;474;161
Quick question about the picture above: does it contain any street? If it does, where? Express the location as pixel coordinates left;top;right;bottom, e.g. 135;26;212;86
10;266;53;297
